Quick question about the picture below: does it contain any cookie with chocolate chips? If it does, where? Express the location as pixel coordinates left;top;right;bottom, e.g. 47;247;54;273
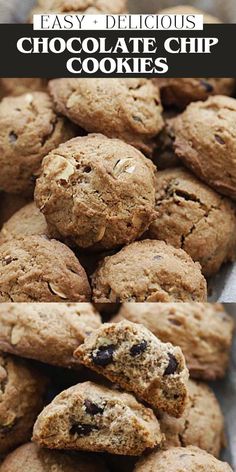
75;320;189;417
35;134;156;250
49;78;163;155
0;92;76;195
33;381;162;455
0;353;47;455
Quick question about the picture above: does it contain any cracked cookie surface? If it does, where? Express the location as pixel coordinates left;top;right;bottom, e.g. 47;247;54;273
49;78;163;155
0;353;47;454
0;236;91;302
0;303;101;368
147;167;236;276
115;303;234;380
35;134;156;250
33;381;162;455
75;320;189;417
0;92;75;195
171;95;236;200
92;240;207;302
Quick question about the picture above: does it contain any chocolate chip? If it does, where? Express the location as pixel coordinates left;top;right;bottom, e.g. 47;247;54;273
83;166;92;173
132;115;143;123
214;134;225;145
92;345;115;366
199;80;214;93
130;340;147;357
70;422;98;436
154;255;162;261
8;131;18;144
84;399;104;415
164;353;178;375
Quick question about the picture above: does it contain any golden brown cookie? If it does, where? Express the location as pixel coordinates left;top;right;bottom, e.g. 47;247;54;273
92;240;207;302
0;303;101;368
49;78;163;155
0;92;76;195
0;236;91;302
171;95;236;200
33;381;162;455
115;303;234;380
29;0;127;19
0;353;47;455
0;79;48;98
147;167;236;276
157;5;222;23
0;443;108;472
160;380;225;457
35;134;156;250
0;202;48;244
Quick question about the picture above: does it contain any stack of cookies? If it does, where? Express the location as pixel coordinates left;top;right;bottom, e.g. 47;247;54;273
0;302;234;471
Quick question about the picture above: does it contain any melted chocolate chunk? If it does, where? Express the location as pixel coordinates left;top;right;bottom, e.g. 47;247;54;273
130;340;148;357
164;353;178;375
8;131;18;144
84;399;104;415
92;345;115;366
70;422;98;436
199;80;214;93
214;134;225;145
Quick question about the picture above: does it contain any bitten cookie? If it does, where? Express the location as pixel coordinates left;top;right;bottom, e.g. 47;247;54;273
0;78;47;97
30;0;127;18
147;167;236;276
92;240;207;302
0;236;91;302
0;443;108;472
33;381;162;455
134;447;233;472
0;303;101;368
35;134;156;250
0;202;48;244
75;320;189;417
115;303;234;380
157;5;222;23
0;353;47;454
49;78;163;154
156;78;235;109
160;380;225;457
171;95;236;200
0;92;75;195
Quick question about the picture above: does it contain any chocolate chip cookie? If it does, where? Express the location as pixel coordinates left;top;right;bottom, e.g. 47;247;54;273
30;0;127;19
171;95;236;200
0;443;108;472
0;202;48;244
134;446;233;472
0;236;91;302
0;302;101;367
147;167;236;276
35;134;156;250
75;320;189;417
115;303;234;380
49;78;163;155
157;5;222;23
33;381;162;455
0;78;47;97
0;92;76;195
92;240;207;302
0;353;47;454
160;380;225;457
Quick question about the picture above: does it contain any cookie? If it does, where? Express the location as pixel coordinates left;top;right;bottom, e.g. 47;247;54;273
115;303;234;380
147;167;236;276
134;446;233;472
0;443;108;472
0;194;31;230
0;78;47;97
0;236;91;302
0;202;48;244
153;112;181;170
0;353;47;454
0;92;76;195
156;78;235;109
0;302;101;368
33;381;162;455
75;320;189;417
30;0;127;19
35;134;156;250
157;6;222;23
92;240;207;302
171;95;236;200
160;380;225;457
49;78;163;155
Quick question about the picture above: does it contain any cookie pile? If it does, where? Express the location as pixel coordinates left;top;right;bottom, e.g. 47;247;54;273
0;302;234;471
